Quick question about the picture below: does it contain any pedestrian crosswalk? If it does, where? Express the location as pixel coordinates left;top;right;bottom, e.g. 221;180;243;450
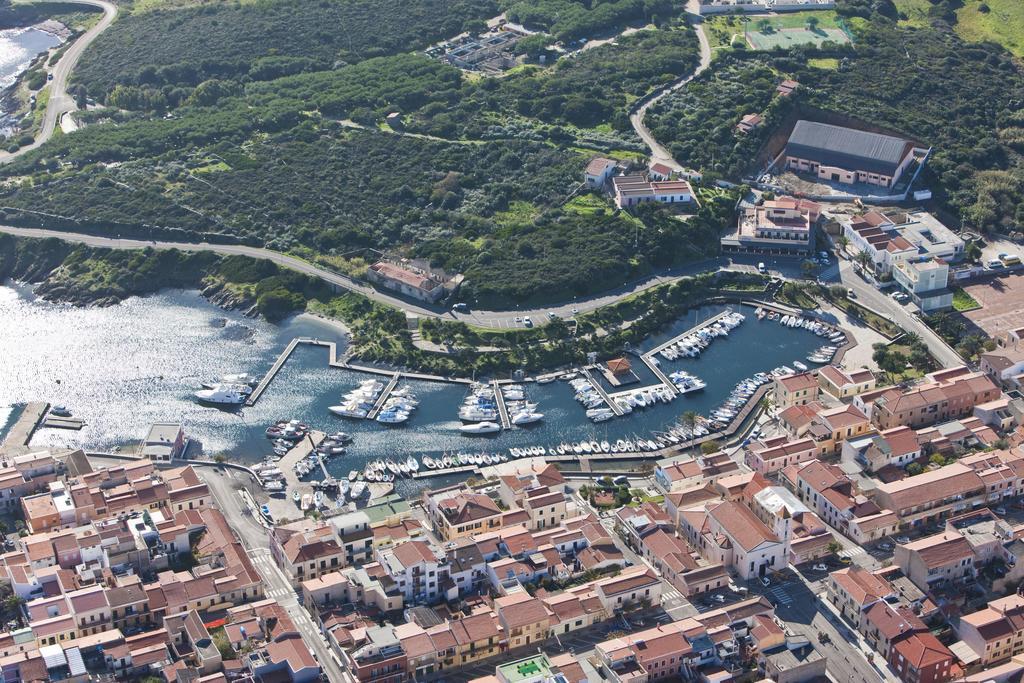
266;587;293;599
839;546;866;559
662;587;684;603
766;585;793;606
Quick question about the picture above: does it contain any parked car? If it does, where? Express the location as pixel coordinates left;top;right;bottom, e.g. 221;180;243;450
812;563;828;572
760;576;771;587
987;258;1005;270
995;506;1007;515
709;594;726;603
895;536;910;544
878;542;893;551
758;262;767;274
847;288;856;298
547;311;558;319
523;316;533;327
571;307;579;315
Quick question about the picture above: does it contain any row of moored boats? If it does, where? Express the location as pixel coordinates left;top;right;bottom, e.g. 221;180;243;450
458;383;543;435
329;380;419;424
658;310;745;361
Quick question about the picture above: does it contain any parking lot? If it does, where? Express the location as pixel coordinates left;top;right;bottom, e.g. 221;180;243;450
963;270;1024;337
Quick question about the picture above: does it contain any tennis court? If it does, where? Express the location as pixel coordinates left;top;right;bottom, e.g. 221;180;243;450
746;27;850;50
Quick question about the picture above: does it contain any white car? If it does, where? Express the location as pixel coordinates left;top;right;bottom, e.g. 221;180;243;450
812;563;828;572
523;316;533;327
547;311;558;319
895;536;910;544
760;577;771;587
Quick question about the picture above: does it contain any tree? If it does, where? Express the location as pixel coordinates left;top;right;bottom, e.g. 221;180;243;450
806;16;820;32
701;440;721;455
757;19;772;33
801;259;818;278
906;462;924;476
854;250;873;272
836;235;850;253
826;540;842;555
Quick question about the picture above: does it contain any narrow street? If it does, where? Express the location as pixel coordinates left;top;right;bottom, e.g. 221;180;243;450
197;466;349;682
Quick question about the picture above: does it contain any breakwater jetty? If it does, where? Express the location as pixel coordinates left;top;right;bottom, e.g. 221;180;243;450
245;337;473;406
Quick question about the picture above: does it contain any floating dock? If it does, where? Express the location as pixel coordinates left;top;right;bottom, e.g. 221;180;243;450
638;309;736;395
492;380;511;430
2;402;49;448
367;372;401;420
245;338;473;406
579;367;624;416
412;464;478;479
41;416;85;430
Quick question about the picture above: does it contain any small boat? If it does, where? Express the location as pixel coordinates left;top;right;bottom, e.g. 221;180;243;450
292;490;301;504
348;470;358;482
50;405;71;417
313;491;324;508
793;361;809;371
350;481;367;499
537;375;556;384
301;494;312;511
512;412;544;425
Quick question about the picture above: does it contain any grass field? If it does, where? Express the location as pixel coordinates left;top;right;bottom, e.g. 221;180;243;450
952;287;982;312
807;57;840;70
704;10;847;50
956;0;1024;58
893;0;934;27
746;26;849;50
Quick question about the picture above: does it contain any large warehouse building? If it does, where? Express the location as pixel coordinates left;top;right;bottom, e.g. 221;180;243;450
782;120;917;189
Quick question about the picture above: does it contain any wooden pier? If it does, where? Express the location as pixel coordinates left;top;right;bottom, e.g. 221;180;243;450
274;430;331;502
245;337;473;407
1;402;48;449
492;380;511;429
579;367;624;416
412;464;478;479
639;309;736;395
42;416;85;430
367;372;401;420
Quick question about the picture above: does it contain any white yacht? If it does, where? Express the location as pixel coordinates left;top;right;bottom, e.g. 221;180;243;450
511;412;543;425
460;422;502;435
195;383;251;405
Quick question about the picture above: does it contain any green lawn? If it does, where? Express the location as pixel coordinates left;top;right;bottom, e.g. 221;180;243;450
807;57;840;70
952;287;982;312
893;0;935;27
493;200;539;226
565;193;613;216
956;0;1024;58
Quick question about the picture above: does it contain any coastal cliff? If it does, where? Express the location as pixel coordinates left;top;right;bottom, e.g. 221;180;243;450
0;234;293;317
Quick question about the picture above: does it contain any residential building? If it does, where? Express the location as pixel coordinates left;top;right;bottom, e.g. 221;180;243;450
959;593;1024;666
981;333;1024;390
893;258;953;312
818;366;877;401
377;540;449;605
827;566;895;628
843;209;964;274
585;157;616;188
678;500;788;580
723;197;821;255
841;426;921;473
140;423;185;461
270;520;346;585
494;592;551;650
366;259;459;304
784;460;898;544
759;639;826;683
425;488;505;541
783;120;919;188
612;174;694;209
871;463;987;526
736;112;763;134
774;371;821;409
648;162;674;181
894;532;977;592
779;401;872;454
745;436;819;475
868;368;1000;430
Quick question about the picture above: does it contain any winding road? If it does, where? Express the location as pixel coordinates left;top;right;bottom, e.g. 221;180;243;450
0;0;118;164
629;0;712;169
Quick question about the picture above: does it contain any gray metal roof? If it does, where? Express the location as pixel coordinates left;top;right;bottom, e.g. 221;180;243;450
785;120;912;176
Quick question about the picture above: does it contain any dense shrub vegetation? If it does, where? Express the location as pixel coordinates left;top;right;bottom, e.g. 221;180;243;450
500;0;678;42
72;0;497;100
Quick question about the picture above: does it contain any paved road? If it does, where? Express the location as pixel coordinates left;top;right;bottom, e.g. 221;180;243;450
0;225;802;328
756;574;897;683
833;259;963;368
629;0;712;169
197;467;349;682
0;0;118;164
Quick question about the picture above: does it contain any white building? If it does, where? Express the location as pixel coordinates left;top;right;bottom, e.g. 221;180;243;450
584;158;616;188
678;500;788;580
843;210;964;274
893;259;953;312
